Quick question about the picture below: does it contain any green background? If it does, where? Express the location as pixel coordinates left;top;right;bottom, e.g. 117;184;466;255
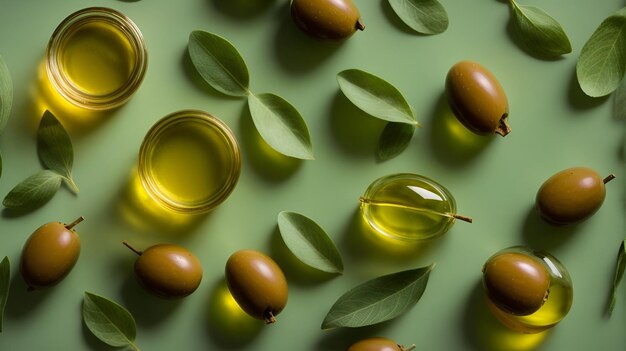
1;0;625;350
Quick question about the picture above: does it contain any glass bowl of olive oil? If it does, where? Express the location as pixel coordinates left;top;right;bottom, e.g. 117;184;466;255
138;110;241;214
46;7;147;110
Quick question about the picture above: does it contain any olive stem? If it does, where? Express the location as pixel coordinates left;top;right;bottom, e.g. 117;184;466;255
264;311;277;324
65;216;85;230
603;174;616;184
452;214;473;223
360;197;473;223
402;345;417;351
356;19;365;31
495;115;511;137
122;241;143;256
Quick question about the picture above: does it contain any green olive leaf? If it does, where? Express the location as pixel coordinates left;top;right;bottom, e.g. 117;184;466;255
0;257;10;333
3;170;63;211
188;30;250;97
321;264;435;329
37;110;78;193
0;54;12;134
608;238;626;315
576;7;626;97
248;92;314;160
509;0;572;58
337;69;418;125
378;122;416;160
387;0;448;35
277;211;343;274
83;292;140;351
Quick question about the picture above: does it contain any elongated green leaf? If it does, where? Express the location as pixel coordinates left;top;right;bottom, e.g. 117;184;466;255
378;122;416;160
0;257;10;333
0;54;12;134
510;1;572;58
321;264;434;329
37;111;78;193
188;30;250;97
277;211;343;274
248;93;314;159
608;239;626;314
83;292;140;350
387;0;448;35
337;69;418;125
3;170;63;211
577;7;626;97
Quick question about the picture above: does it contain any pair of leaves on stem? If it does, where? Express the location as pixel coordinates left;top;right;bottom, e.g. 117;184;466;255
83;292;141;350
337;69;419;160
3;111;78;212
0;54;14;181
387;0;448;35
188;30;313;160
507;0;571;58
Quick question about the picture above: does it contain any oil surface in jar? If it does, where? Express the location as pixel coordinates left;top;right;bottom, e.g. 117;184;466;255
487;252;573;334
60;20;134;96
147;119;231;206
360;174;456;241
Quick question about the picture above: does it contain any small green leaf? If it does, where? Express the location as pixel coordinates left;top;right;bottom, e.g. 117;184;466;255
0;257;10;333
37;111;78;193
387;0;448;35
83;292;140;350
337;69;418;125
321;264;435;329
509;1;572;58
3;170;62;211
378;122;416;160
0;54;12;134
188;30;250;97
608;238;626;315
277;211;343;274
577;7;626;97
248;92;314;160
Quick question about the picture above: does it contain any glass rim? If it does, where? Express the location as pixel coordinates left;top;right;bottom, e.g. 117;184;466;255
45;7;148;110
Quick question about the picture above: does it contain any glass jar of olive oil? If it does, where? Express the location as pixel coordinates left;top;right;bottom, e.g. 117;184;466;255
138;110;241;214
46;7;147;110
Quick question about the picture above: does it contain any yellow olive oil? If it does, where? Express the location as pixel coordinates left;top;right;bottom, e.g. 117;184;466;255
60;20;134;96
487;249;573;334
138;111;240;214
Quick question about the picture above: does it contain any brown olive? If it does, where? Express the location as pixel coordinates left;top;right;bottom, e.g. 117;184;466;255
536;167;615;225
445;61;510;136
347;337;415;351
482;252;550;316
20;216;84;290
124;242;203;299
225;249;288;324
290;0;365;41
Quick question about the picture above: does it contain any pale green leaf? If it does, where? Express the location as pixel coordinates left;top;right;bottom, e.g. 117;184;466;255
608;239;626;314
378;122;416;160
248;93;314;159
576;7;626;97
387;0;448;35
3;170;62;211
510;1;572;57
0;257;10;333
337;69;418;125
37;110;78;193
277;211;343;274
83;292;140;350
188;30;250;97
0;54;12;134
321;264;434;329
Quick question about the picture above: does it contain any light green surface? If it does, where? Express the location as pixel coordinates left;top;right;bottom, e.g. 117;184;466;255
0;0;625;350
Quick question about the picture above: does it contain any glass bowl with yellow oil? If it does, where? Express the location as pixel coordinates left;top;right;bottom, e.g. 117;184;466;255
138;110;241;214
360;173;468;242
482;246;573;334
46;7;147;110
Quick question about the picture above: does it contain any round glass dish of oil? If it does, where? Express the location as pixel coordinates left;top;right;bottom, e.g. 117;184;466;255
138;110;241;214
482;246;573;334
46;7;147;110
360;173;463;241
